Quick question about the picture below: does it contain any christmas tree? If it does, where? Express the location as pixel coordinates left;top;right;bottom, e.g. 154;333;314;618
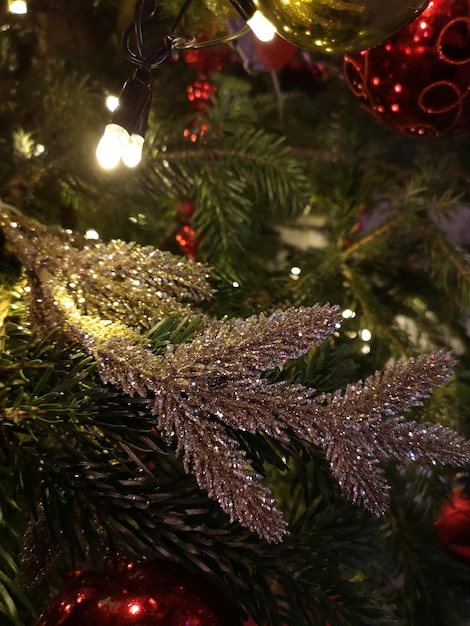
1;0;470;624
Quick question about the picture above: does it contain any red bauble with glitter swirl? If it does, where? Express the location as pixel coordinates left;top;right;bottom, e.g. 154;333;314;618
343;0;470;137
36;559;240;626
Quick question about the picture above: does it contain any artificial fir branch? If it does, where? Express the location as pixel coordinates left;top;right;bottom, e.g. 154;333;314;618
314;353;466;512
340;264;410;357
343;213;406;258
0;447;32;626
417;220;470;311
0;320;398;625
386;463;470;626
1;208;469;545
147;123;311;278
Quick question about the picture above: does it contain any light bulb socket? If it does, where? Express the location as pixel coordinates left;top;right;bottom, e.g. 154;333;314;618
132;92;151;140
111;68;153;136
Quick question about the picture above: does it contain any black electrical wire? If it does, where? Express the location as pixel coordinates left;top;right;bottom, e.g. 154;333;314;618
121;0;251;72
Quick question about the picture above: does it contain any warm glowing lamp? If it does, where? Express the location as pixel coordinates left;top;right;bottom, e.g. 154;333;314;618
8;0;28;13
246;10;276;41
96;124;127;169
121;134;145;168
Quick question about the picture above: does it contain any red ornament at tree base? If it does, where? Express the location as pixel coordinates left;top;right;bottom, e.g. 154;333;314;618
344;0;470;138
435;488;470;561
36;559;239;626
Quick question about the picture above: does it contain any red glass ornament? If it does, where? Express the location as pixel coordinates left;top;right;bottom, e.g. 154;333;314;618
229;18;297;72
344;0;470;137
435;490;470;561
36;560;239;626
245;35;297;72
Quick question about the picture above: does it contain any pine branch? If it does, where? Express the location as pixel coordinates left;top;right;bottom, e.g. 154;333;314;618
0;446;34;626
148;125;310;217
341;264;410;357
417;220;470;311
386;463;470;626
145;111;311;278
343;214;405;258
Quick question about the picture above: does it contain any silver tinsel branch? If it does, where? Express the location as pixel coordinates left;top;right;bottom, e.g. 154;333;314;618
1;207;469;542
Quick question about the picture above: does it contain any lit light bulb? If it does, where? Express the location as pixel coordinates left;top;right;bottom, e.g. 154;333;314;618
96;123;128;169
9;0;27;14
246;10;276;41
290;266;301;280
105;94;120;112
360;328;372;342
97;70;152;169
121;134;144;168
85;229;100;240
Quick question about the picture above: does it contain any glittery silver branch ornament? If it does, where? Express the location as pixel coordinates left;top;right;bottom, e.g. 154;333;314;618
1;208;469;542
310;354;466;513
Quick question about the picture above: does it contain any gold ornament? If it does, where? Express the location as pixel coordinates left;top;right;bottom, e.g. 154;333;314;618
254;0;429;53
204;0;238;18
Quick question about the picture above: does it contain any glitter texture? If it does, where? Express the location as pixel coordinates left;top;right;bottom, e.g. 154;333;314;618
1;209;469;542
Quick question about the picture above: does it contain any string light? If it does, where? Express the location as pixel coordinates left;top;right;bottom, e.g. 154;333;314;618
228;0;276;40
360;328;372;341
96;0;276;168
121;134;145;168
8;0;27;14
96;124;128;169
96;69;152;169
105;95;120;112
246;10;276;41
290;266;301;280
